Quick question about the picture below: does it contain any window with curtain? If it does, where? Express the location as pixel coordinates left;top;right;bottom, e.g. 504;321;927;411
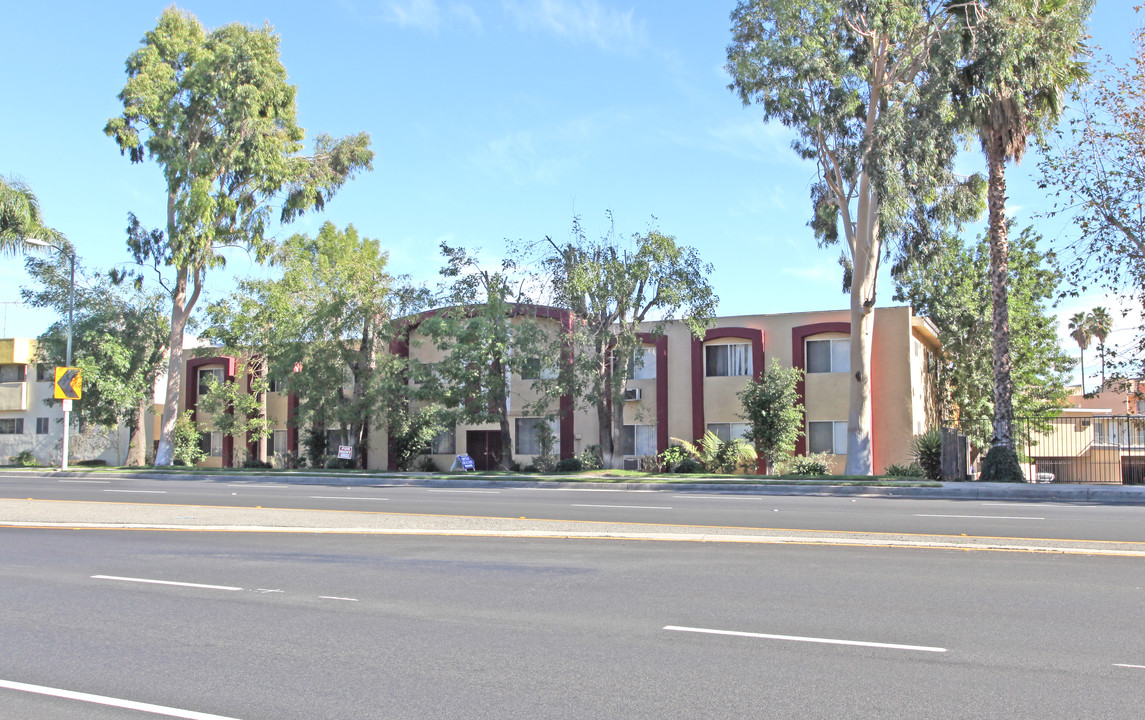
808;421;847;454
515;417;559;455
621;424;657;456
806;339;850;373
705;343;751;377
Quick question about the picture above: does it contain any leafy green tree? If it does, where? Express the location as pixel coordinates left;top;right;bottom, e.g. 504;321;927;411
268;222;423;469
727;0;982;475
417;243;543;470
386;405;449;472
1068;311;1093;395
894;225;1073;447
737;361;804;475
172;410;205;466
196;362;275;467
105;7;373;466
23;254;169;466
1039;19;1145;373
951;0;1092;481
527;215;717;469
1;174;60;256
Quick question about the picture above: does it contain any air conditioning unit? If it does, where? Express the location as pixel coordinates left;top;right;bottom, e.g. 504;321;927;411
624;387;642;402
623;458;639;470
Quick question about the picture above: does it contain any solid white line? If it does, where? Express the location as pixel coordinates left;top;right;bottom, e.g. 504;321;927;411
663;625;947;653
573;504;672;510
672;494;761;500
426;489;501;494
320;596;359;602
916;514;1044;520
0;678;242;719
59;480;111;484
103;489;168;494
91;575;242;591
981;502;1087;508
310;496;389;501
1114;664;1145;669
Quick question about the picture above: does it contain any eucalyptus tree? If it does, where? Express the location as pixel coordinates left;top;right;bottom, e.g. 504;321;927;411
105;7;373;466
951;0;1092;481
23;255;169;465
727;0;982;475
527;215;716;469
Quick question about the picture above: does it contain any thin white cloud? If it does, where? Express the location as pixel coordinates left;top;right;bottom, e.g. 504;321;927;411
781;265;836;282
381;0;481;32
468;129;580;185
503;0;647;53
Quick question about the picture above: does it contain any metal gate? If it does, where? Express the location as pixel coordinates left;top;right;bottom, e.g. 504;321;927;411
941;416;1145;484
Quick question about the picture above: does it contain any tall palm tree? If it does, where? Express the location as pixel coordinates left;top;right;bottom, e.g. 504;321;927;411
1090;306;1113;389
0;174;51;255
955;0;1093;480
1068;311;1093;395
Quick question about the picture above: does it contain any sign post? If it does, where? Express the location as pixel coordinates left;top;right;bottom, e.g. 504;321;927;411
54;367;82;470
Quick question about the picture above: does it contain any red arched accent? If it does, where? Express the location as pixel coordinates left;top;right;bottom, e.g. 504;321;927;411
690;327;765;442
186;356;237;467
791;322;850;456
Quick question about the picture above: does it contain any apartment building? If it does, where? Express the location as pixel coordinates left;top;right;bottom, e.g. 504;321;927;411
180;305;941;474
0;337;157;465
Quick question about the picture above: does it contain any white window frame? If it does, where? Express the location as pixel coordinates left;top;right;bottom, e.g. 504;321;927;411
515;417;559;456
705;343;752;377
621;424;658;457
808;421;848;455
806;338;850;374
197;367;224;397
706;422;752;444
631;348;656;380
36;417;50;435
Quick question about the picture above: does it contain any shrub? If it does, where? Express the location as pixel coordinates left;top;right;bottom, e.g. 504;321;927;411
325;458;356;470
659;445;690;472
979;444;1025;482
7;450;39;466
578;445;603;470
533;454;558;473
522;463;539;473
75;459;109;467
173;410;205;467
673;457;704;474
556;457;584;472
884;462;924;477
911;428;942;480
508;460;522;472
303;428;328;469
778;453;832;476
639;454;662;472
415;456;441;473
242;458;272;469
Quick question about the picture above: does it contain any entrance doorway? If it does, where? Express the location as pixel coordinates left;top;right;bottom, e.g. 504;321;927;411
466;430;503;471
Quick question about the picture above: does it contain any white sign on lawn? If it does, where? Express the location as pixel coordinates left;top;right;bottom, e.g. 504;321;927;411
337;445;353;460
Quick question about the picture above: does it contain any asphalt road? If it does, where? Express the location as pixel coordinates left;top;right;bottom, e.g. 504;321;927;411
3;473;1145;542
2;528;1144;719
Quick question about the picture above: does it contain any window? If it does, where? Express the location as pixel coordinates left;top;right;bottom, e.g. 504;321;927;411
326;429;348;455
705;343;752;377
806;339;850;373
621;424;657;456
267;377;285;393
425;427;456;455
0;419;24;434
198;431;222;457
0;364;26;383
36;417;49;435
520;357;557;381
267;429;288;457
808;421;847;455
631;348;656;380
707;422;751;444
197;367;224;397
515;417;558;455
36;364;53;382
1095;419;1145;448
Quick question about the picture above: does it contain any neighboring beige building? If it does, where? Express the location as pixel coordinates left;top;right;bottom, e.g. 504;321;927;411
0;338;159;466
1024;380;1145;484
179;305;941;474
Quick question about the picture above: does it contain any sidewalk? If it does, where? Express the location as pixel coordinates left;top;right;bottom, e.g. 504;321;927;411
8;468;1145;504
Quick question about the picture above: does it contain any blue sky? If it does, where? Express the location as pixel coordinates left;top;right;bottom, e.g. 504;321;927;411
1;1;1140;386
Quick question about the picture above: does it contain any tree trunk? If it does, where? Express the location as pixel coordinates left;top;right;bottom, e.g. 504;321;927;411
154;272;191;466
843;178;879;476
986;139;1014;451
125;395;147;467
1078;348;1086;396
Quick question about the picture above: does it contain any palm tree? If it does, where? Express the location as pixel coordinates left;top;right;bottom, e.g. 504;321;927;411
1090;306;1113;389
1068;311;1093;395
0;174;52;255
954;0;1093;481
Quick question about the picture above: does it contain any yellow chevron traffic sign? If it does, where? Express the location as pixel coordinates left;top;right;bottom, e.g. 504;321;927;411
54;367;82;400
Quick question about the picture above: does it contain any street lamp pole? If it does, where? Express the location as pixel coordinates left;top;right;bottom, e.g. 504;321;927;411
26;237;74;471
